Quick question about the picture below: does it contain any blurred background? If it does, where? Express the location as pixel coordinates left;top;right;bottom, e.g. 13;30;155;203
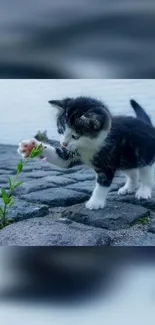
0;0;155;78
0;248;155;325
0;79;155;145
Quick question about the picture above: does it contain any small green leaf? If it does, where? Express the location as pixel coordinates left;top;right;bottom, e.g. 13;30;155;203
9;195;15;200
29;148;37;158
8;177;12;188
38;143;44;150
30;144;43;158
8;199;16;208
0;207;4;216
13;181;24;189
7;197;11;204
1;188;10;204
17;160;23;173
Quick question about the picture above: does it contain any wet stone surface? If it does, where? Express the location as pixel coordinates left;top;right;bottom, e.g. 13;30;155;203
0;144;155;246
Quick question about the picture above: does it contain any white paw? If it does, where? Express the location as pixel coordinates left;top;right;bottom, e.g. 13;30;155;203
17;138;39;158
85;198;105;210
118;185;135;196
135;186;152;200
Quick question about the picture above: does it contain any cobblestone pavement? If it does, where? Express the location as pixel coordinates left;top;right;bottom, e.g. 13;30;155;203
0;144;155;246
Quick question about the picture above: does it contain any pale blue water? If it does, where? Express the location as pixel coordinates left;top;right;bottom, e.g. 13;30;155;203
0;79;155;145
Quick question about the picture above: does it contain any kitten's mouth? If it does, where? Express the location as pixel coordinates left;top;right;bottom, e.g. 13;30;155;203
61;143;76;151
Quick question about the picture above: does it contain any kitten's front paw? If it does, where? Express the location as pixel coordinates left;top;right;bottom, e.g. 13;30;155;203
135;186;152;200
17;138;39;158
85;198;105;210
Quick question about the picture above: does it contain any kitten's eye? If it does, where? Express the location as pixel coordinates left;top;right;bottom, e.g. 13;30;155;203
58;128;63;134
72;134;80;140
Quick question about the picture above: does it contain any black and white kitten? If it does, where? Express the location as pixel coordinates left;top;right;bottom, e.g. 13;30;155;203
18;97;155;210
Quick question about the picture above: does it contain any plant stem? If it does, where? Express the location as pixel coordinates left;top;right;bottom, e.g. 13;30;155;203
2;204;7;226
1;157;31;223
0;144;44;227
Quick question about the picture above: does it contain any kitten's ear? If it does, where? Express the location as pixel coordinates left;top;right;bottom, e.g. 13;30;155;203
79;114;101;130
48;98;72;112
48;100;64;111
91;116;101;130
79;108;111;131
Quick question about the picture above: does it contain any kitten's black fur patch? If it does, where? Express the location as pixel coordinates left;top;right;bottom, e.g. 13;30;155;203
94;116;155;170
49;96;155;189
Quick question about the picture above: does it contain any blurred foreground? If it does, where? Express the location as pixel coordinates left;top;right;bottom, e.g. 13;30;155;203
0;248;155;324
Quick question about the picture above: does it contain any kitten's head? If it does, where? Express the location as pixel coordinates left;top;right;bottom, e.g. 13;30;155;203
48;96;111;151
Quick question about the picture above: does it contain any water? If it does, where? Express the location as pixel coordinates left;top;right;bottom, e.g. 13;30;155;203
0;249;155;324
0;79;155;145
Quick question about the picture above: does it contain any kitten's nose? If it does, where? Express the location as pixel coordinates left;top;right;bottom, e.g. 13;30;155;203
62;142;68;147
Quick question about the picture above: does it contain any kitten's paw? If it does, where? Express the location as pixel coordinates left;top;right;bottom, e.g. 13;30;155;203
135;186;152;200
85;198;105;210
17;138;39;158
118;185;135;196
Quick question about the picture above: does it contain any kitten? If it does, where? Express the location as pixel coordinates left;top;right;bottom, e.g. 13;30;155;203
18;97;154;210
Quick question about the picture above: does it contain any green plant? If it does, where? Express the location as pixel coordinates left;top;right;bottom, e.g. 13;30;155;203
0;144;43;229
130;214;150;227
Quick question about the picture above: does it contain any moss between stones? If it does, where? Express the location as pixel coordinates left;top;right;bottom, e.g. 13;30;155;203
0;218;14;229
130;215;151;227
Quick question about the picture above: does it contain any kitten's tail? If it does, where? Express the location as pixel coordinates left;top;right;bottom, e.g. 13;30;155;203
130;99;152;125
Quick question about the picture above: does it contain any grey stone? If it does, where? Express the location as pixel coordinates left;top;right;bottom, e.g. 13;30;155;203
41;165;65;173
0;183;10;190
21;188;89;206
108;189;155;210
0;175;11;183
112;228;155;246
148;220;155;234
66;178;124;195
0;158;19;169
40;165;78;174
0;215;111;246
66;180;95;195
65;165;87;173
43;175;75;186
40;164;60;171
110;176;124;192
0;174;34;187
13;175;75;195
19;160;50;171
46;165;87;175
109;183;122;192
1;143;155;247
64;170;95;181
21;170;62;178
0;169;15;175
17;165;43;172
0;165;17;172
62;202;150;231
0;198;49;221
12;179;56;195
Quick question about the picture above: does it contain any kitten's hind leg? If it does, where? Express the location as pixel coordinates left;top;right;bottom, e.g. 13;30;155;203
118;169;139;196
135;165;154;200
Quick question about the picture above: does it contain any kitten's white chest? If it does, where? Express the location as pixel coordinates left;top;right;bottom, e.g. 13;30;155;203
78;148;95;167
